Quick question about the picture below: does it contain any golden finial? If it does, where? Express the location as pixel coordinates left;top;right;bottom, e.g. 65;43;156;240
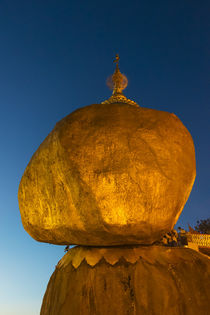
111;54;128;95
114;53;120;65
101;55;138;107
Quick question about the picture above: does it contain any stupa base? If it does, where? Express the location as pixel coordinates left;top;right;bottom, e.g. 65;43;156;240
41;246;210;315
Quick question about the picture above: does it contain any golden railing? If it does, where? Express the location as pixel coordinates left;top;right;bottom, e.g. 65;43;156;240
187;233;210;248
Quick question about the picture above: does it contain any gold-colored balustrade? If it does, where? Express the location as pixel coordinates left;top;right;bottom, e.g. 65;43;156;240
187;233;210;247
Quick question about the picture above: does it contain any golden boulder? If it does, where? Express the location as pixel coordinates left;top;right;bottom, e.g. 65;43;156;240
18;102;196;245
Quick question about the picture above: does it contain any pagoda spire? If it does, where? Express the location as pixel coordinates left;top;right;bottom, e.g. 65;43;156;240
101;54;138;107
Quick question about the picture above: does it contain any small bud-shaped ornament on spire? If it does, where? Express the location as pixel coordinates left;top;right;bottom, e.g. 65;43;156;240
102;54;139;107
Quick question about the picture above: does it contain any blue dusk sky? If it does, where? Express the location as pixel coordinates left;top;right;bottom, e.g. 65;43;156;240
0;1;209;314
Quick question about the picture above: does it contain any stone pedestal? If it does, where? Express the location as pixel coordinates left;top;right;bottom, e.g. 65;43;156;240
41;246;210;315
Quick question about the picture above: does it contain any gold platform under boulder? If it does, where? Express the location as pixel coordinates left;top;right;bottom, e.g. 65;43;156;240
41;246;210;315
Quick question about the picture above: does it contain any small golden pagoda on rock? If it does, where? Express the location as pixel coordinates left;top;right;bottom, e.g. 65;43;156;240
102;54;138;106
18;56;210;315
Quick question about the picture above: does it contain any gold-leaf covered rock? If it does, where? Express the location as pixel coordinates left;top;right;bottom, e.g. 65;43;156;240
18;103;196;245
40;246;210;315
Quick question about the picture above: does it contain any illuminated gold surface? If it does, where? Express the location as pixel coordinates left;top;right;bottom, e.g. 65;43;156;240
41;246;210;315
102;92;139;107
18;103;196;245
57;245;201;269
102;54;138;106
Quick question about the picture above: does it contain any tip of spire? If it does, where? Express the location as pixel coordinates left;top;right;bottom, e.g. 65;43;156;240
114;54;120;65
